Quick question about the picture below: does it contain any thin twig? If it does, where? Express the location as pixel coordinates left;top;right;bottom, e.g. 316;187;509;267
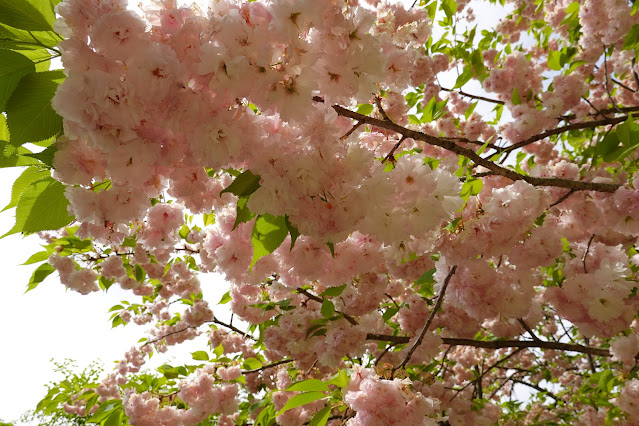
394;266;457;372
382;136;407;163
242;359;293;374
511;378;559;401
207;316;256;341
517;318;540;341
374;95;393;122
340;121;363;140
440;87;505;105
549;189;576;208
296;287;358;325
582;234;596;274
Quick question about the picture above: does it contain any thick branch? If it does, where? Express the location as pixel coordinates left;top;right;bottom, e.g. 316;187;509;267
325;102;620;193
364;334;611;357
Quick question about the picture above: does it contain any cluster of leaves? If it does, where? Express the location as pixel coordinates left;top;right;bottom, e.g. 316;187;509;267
0;0;75;238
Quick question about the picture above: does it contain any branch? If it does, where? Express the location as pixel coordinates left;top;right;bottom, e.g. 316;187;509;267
440;87;505;105
549;189;576;208
501;114;629;155
582;234;596;274
323;101;621;193
395;265;457;371
517;318;540;342
511;378;559;401
364;335;611;357
207;316;256;341
143;325;196;347
296;287;359;325
242;359;293;374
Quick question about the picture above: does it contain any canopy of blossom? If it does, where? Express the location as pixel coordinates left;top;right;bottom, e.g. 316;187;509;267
3;0;639;424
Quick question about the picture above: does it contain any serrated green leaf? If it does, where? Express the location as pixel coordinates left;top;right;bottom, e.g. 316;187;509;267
203;211;215;226
26;261;54;292
547;50;562;71
232;195;255;230
276;392;326;416
2;166;48;211
6;70;64;145
218;291;232;304
3;176;74;237
0;50;35;111
286;379;330;392
22;250;49;265
242;357;262;370
464;101;477;120
0;140;41;168
250;214;287;268
0;24;59;50
320;299;335;318
24;142;56;167
453;66;473;89
320;283;347;297
382;306;398;321
326;369;349;388
221;170;261;197
511;88;521;105
192;351;209;361
284;215;300;250
308;406;331;426
102;409;122;426
0;0;56;31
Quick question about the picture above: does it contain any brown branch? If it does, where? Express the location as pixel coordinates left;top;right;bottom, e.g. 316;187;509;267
242;359;293;374
583;234;596;274
296;287;359;325
374;95;393;123
559;105;639;121
395;265;457;372
517;318;540;342
207;316;256;341
323;101;621;193
511;378;559;401
364;334;611;357
382;136;407;163
440;87;505;105
501;114;629;155
143;325;196;347
549;189;576;208
340;121;363;140
611;77;637;94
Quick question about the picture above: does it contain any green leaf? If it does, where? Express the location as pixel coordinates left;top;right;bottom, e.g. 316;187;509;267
453;66;474;89
320;283;347;297
3;176;74;238
2;166;48;211
0;114;7;140
326;241;335;258
250;214;287;268
192;351;209;361
547;50;562;71
0;24;59;50
356;103;374;115
326;369;349;388
232;195;255;230
286;379;330;392
26;261;54;292
86;400;122;423
220;170;261;197
285;215;300;250
22;250;48;265
320;299;335;318
276;392;326;416
203;211;215;226
308;406;331;426
382;306;398;321
218;291;232;304
511;88;521;105
0;0;56;31
415;268;436;285
13;48;52;71
102;409;122;426
0;141;41;167
464;101;477;120
24;143;57;167
6;70;64;145
242;357;262;370
0;50;35;111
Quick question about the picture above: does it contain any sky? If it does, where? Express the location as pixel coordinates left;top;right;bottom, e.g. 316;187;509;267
0;0;512;423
